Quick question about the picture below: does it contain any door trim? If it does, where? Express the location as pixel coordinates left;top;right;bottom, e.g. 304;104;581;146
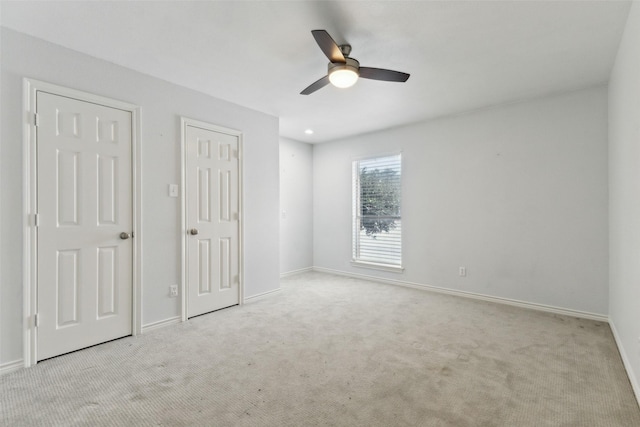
180;117;244;321
22;78;142;367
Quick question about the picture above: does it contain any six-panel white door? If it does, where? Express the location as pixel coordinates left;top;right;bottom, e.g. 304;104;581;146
186;124;240;317
36;92;133;361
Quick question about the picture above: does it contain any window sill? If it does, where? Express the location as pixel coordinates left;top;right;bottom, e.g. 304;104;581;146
351;260;404;273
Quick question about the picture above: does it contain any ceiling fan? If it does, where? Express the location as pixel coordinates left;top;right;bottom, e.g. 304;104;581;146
301;29;410;95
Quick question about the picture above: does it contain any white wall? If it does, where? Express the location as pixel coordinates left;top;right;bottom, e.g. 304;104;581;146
314;86;609;316
609;0;640;400
279;138;313;275
0;28;280;366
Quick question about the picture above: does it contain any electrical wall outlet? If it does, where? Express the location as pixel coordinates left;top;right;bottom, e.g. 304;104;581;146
170;284;179;297
459;267;467;277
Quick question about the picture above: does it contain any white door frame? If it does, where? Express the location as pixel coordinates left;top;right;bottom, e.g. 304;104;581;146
180;117;244;321
22;78;142;367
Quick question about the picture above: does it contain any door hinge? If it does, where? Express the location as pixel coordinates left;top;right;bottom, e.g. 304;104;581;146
34;213;40;227
34;113;40;127
34;313;40;327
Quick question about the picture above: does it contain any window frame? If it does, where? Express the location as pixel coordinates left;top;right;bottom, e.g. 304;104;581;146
351;152;404;273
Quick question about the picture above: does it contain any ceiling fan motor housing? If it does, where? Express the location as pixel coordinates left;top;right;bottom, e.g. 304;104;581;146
328;56;360;72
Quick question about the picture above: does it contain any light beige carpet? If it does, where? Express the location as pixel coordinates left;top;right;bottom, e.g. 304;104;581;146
2;271;639;426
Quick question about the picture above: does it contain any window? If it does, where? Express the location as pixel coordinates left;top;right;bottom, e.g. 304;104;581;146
352;154;402;270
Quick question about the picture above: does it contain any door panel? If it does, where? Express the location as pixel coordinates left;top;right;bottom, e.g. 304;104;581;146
186;125;240;317
37;92;133;360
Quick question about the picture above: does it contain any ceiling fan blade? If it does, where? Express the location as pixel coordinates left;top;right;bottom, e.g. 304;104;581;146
300;75;331;95
359;67;410;82
311;30;346;63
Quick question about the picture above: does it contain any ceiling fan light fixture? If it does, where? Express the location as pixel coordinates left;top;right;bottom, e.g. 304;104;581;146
300;30;409;95
328;58;360;88
329;68;359;88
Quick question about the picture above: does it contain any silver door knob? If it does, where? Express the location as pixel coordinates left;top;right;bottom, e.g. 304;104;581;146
189;228;199;235
119;232;131;240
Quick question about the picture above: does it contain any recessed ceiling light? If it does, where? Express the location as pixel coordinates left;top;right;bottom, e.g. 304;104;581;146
304;129;314;135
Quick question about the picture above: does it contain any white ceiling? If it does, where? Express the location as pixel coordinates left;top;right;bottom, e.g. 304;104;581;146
1;1;631;143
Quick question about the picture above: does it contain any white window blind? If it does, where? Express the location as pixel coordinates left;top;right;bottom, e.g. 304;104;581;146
352;154;402;268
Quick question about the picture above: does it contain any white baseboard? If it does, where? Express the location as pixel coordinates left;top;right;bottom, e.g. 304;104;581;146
0;359;24;376
141;315;182;333
312;266;608;322
609;319;640;407
280;267;313;278
244;287;282;303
